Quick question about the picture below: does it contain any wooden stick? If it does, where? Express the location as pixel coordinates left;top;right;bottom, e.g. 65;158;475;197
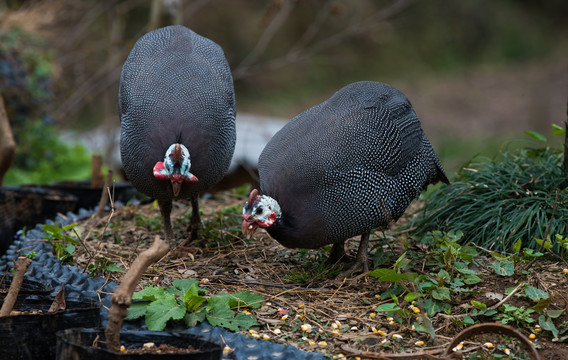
105;236;170;351
0;257;32;316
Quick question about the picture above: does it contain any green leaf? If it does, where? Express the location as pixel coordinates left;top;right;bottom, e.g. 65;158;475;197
462;316;475;325
103;263;125;273
432;287;451;301
413;316;436;339
375;302;401;312
463;274;482;285
184;284;206;312
424;299;444;317
172;278;204;294
132;286;168;301
525;131;547;142
145;297;186;331
493;261;515;276
484;309;498;316
205;303;259;331
525;286;549;301
403;292;423;302
471;301;487;310
63;223;77;231
368;268;418;283
125;301;150;320
539;315;559;338
184;308;206;328
228;291;264;309
552;123;566;136
546;309;564;319
534;238;553;250
512;238;522;253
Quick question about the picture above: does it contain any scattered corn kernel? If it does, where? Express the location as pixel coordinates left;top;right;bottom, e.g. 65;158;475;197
332;329;340;336
298;304;304;309
412;307;421;314
350;326;358;331
378;330;387;336
355;357;361;360
251;333;260;339
143;342;155;349
415;340;424;346
371;327;378;333
249;329;257;334
223;346;232;352
484;342;494;348
375;294;381;300
452;342;464;352
535;325;542;333
563;269;568;274
120;345;126;352
273;328;282;335
319;341;328;346
281;314;289;320
152;276;159;282
553;337;559;342
392;334;403;339
529;333;536;339
387;317;393;321
369;312;376;318
241;310;251;315
262;334;270;340
309;341;316;346
411;324;416;331
301;324;312;332
388;320;395;325
504;348;511;355
200;278;209;284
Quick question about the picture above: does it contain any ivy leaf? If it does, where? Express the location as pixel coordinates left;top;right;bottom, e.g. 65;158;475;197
546;309;564;319
525;286;549;301
432;287;451;301
124;300;149;321
227;291;264;309
145;297;186;331
424;299;444;317
493;261;515;276
539;315;559;338
375;302;401;313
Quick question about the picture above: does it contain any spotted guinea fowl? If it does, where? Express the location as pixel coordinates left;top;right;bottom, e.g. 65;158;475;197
120;25;236;244
242;81;449;277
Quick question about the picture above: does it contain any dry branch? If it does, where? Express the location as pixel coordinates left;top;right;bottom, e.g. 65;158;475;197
0;257;32;316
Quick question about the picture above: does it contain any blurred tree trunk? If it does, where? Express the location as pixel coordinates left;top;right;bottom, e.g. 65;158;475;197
0;96;15;186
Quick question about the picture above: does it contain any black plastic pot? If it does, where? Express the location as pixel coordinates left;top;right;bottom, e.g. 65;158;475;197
56;328;222;360
0;298;101;360
47;180;143;211
0;273;52;306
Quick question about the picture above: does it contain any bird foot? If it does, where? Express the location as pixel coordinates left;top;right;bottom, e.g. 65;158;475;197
186;221;204;242
171;244;203;259
336;258;369;280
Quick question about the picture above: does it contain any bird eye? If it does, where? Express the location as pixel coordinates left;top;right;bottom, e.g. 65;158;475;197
255;207;263;215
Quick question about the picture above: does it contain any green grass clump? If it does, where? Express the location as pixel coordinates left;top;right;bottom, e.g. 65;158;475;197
411;146;567;254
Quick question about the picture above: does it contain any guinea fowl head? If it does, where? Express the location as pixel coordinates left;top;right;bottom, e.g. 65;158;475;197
241;188;281;239
152;143;199;197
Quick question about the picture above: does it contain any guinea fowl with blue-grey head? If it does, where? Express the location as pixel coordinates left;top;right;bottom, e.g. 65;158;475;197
242;81;449;278
119;25;236;244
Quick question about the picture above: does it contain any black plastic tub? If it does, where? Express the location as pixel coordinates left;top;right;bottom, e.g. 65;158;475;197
0;298;101;360
56;328;223;360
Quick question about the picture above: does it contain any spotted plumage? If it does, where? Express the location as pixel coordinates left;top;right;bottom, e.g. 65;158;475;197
120;25;236;242
242;81;448;277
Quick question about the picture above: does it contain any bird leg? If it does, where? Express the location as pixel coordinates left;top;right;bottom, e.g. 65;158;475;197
337;231;370;279
158;199;175;244
326;241;347;267
187;196;203;241
105;235;170;351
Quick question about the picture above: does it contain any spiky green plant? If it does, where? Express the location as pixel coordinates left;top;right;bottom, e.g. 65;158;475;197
411;146;567;254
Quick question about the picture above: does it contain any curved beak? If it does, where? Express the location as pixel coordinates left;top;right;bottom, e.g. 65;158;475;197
241;215;258;239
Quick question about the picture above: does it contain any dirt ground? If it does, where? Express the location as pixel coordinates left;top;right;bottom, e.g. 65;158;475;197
69;190;568;359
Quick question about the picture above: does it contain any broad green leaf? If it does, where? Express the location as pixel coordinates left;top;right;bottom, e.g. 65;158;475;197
368;268;418;283
228;291;264;309
463;274;482;285
63;223;78;231
493;261;515;276
403;292;423;302
413;317;436;339
42;224;63;235
132;286;167;301
539;315;559;338
546;309;564;319
184;284;206;312
104;263;125;273
424;299;444;317
462;316;475;325
145;297;186;331
432;287;451;301
484;309;498;316
552;123;566;136
534;238;553;250
172;278;204;294
184;308;206;328
525;131;547;142
206;305;259;331
375;302;401;312
525;286;549;301
124;301;150;320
